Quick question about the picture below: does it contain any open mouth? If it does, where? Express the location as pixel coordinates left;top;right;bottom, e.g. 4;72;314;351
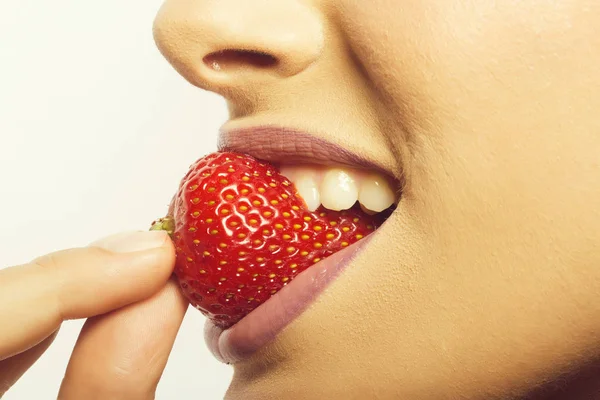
219;125;399;216
200;125;400;364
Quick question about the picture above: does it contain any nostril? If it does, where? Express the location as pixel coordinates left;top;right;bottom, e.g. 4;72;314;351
203;49;279;72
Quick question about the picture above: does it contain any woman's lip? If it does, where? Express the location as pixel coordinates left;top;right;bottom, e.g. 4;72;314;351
218;125;392;175
204;233;375;364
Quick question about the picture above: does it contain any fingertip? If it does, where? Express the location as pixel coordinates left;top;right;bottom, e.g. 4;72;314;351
61;244;177;319
121;240;177;284
89;230;177;291
48;235;177;321
90;230;171;254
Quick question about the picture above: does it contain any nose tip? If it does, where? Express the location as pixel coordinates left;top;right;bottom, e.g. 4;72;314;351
153;0;324;96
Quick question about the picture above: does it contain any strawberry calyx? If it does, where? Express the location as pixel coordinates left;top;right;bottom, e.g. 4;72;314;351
150;217;175;236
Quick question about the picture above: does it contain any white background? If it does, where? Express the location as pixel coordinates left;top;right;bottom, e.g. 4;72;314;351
0;0;233;398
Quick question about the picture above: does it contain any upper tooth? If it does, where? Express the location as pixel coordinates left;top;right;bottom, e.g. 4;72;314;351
279;166;299;183
280;166;321;211
294;172;321;212
320;169;358;211
280;165;397;214
360;203;378;215
358;172;396;212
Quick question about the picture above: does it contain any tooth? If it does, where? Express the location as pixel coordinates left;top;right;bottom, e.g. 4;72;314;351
360;203;378;215
320;169;358;211
280;166;321;211
295;174;321;211
279;166;298;183
358;173;395;213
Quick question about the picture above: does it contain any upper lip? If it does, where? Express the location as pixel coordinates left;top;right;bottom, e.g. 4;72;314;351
218;125;393;175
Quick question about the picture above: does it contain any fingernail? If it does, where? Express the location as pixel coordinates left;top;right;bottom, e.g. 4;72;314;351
91;231;169;253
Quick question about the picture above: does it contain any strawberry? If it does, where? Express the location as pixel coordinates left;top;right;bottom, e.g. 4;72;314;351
152;151;387;328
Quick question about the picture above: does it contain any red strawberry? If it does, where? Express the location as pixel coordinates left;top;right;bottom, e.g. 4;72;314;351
152;151;387;328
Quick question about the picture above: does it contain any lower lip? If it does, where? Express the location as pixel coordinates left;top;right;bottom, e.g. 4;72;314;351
204;234;375;364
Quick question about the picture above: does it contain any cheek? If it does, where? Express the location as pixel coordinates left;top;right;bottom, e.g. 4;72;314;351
336;0;439;134
337;0;600;128
338;0;600;204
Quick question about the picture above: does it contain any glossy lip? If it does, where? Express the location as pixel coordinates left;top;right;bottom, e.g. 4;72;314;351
204;125;397;365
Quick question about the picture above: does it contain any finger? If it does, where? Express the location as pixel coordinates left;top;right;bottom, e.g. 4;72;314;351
58;280;188;400
0;231;175;360
0;331;58;397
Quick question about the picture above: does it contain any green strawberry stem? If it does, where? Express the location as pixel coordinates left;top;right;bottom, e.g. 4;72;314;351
150;217;175;236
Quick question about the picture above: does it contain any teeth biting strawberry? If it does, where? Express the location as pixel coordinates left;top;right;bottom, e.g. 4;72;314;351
152;151;387;328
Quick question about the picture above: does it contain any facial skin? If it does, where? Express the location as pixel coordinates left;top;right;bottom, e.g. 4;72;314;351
153;1;600;399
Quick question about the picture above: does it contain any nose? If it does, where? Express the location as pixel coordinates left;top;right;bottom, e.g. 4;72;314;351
153;0;324;98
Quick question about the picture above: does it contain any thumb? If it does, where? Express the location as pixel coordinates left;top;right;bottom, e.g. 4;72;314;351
0;231;175;360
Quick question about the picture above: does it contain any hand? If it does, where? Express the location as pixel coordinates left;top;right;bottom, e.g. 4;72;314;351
0;231;188;399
